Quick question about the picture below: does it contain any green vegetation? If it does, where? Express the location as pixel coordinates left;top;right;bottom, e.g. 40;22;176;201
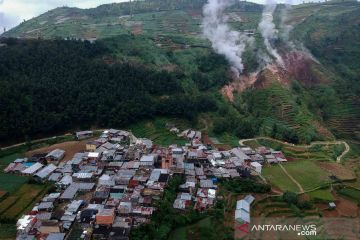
253;195;320;218
257;138;345;161
263;165;300;192
220;178;271;194
0;224;17;240
337;187;360;203
1;0;359;145
0;184;50;222
284;161;330;191
128;117;189;146
308;189;334;202
0;38;218;143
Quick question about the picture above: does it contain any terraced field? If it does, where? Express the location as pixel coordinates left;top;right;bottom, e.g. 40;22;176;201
128;117;190;147
256;138;346;162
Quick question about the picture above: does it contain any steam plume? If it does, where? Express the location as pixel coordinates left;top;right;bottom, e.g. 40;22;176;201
202;0;251;76
258;0;284;67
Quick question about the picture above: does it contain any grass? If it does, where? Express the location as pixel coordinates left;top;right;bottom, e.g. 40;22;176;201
263;165;300;192
0;224;17;240
214;133;239;148
257;138;345;162
284;161;330;191
337;187;360;202
307;189;334;202
0;174;29;194
0;184;50;240
0;153;29;194
168;217;213;240
128;117;190;147
1;184;47;219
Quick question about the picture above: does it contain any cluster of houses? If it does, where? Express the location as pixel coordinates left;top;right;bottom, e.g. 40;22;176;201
5;127;287;240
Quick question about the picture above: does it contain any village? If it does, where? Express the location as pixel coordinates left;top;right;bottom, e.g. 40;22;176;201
4;127;288;240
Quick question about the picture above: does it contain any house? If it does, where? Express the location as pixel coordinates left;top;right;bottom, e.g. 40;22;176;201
16;215;36;234
57;175;72;188
21;162;43;175
46;233;65;240
173;199;191;210
86;141;101;152
38;220;61;234
46;149;65;163
98;174;115;186
200;179;216;189
235;195;255;224
66;200;83;214
250;162;262;174
38;202;54;211
231;148;250;162
59;183;95;201
139;155;155;168
34;164;57;182
48;172;62;182
136;138;153;149
96;208;116;225
76;131;93;140
30;153;48;163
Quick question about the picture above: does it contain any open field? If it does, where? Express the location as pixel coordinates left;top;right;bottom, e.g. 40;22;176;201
0;224;17;240
0;184;50;240
0;153;29;194
263;165;300;192
128;117;190;147
317;162;356;181
0;184;49;220
307;189;334;202
284;161;330;191
168;217;213;240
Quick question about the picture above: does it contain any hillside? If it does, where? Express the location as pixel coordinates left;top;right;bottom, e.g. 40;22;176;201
0;0;359;144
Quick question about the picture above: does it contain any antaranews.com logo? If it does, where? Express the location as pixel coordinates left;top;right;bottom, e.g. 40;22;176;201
235;217;359;240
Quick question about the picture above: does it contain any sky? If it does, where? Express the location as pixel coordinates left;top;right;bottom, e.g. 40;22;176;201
0;0;320;33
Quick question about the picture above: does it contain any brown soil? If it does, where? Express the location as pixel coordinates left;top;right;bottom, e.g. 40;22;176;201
132;24;143;35
221;72;258;102
333;192;359;217
312;121;335;140
25;140;89;162
317;162;356;181
283;51;329;86
317;192;359;218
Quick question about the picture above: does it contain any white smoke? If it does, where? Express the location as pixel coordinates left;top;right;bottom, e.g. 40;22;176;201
279;0;295;48
279;1;319;63
202;0;252;76
258;0;284;67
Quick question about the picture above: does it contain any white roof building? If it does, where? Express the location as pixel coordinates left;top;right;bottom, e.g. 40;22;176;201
35;164;57;179
21;162;43;175
250;162;262;174
16;215;36;233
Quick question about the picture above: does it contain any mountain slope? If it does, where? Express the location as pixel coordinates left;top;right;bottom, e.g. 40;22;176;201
0;0;359;144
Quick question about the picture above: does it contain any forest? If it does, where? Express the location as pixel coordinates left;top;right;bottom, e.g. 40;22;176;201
0;38;216;143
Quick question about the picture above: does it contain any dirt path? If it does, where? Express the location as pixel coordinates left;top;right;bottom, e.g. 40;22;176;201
239;137;350;163
278;163;304;193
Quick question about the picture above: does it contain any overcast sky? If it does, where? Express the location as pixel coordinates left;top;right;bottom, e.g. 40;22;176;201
0;0;320;33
